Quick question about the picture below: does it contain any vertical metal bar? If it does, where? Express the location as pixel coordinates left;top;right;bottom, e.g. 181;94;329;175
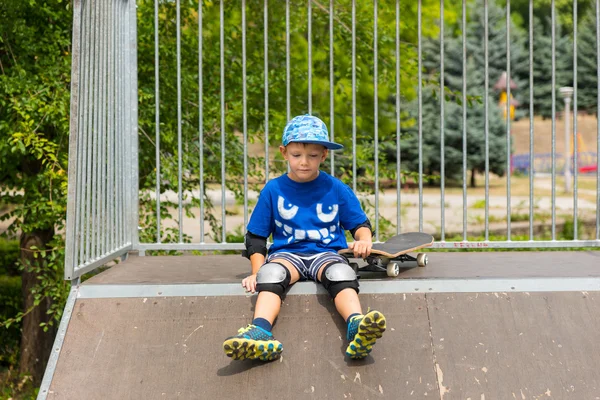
462;0;468;241
85;0;98;261
122;0;130;247
155;0;161;243
440;0;445;241
551;0;557;240
106;0;114;250
243;0;248;228
220;0;226;242
118;1;125;247
418;0;423;231
597;0;600;240
396;0;401;234
119;1;125;247
110;0;116;250
129;0;139;249
330;0;335;176
529;0;534;241
308;0;312;114
286;0;290;122
374;0;379;241
506;0;512;240
92;0;102;259
92;3;104;259
352;0;357;192
65;0;83;279
100;0;108;256
126;0;132;246
484;0;490;241
78;0;92;265
107;0;113;252
113;1;119;249
573;0;579;239
199;0;205;242
176;0;183;242
264;0;269;182
115;2;124;246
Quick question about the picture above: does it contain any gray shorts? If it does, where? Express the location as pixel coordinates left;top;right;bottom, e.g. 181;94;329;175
266;252;348;282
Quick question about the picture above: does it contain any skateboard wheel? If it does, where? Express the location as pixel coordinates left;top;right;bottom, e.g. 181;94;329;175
386;262;400;277
417;253;428;267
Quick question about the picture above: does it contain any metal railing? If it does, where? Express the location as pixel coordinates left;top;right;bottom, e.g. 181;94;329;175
64;0;138;280
65;0;600;278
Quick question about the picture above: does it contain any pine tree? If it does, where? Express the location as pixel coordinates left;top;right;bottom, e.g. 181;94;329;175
576;10;598;114
402;29;508;187
402;0;513;187
444;0;529;105
518;17;572;119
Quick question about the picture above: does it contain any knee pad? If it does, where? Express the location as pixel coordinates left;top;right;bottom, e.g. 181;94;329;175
256;262;291;299
320;262;359;299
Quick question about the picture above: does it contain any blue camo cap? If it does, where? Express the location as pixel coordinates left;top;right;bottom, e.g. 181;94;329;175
282;114;343;150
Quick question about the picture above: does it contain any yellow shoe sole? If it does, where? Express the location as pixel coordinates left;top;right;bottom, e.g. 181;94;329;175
345;310;386;359
223;337;283;361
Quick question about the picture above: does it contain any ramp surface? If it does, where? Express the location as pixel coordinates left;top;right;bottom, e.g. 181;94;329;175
43;252;600;399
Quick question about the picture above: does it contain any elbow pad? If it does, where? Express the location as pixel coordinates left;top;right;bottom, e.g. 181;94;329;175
349;219;374;238
242;231;268;259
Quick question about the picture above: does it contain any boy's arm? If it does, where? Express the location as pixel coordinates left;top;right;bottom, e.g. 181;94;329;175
242;231;268;293
242;253;265;294
349;226;373;259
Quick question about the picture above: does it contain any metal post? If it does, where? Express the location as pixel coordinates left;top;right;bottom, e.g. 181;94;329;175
560;87;573;193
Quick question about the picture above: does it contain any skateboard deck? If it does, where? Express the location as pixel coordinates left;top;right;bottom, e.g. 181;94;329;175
338;232;434;277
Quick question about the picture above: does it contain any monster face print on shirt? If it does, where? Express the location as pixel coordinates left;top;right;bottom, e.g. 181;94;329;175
246;171;368;255
275;196;339;245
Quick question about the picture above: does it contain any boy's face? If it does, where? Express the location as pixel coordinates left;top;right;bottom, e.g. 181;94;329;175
279;142;328;183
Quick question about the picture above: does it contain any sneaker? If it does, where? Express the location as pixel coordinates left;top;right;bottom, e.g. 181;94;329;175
345;310;386;359
223;324;283;361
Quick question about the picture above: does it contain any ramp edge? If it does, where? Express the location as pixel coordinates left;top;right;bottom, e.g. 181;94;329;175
77;277;600;299
37;285;79;400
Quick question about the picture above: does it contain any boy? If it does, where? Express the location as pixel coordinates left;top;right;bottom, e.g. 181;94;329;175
223;114;386;361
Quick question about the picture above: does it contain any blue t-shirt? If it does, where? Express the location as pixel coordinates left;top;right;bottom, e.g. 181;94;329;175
247;171;368;255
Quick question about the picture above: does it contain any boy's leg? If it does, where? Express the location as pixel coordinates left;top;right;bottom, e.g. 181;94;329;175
223;259;301;361
253;259;301;324
316;266;361;320
317;263;386;359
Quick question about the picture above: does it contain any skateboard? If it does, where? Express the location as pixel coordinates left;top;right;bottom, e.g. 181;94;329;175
338;232;434;277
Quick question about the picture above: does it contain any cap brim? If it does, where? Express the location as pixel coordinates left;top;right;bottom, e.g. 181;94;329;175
288;139;344;150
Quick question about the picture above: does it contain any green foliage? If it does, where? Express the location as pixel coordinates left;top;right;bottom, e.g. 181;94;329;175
134;0;464;243
0;0;72;375
0;275;21;369
512;17;572;119
0;371;38;400
0;240;19;276
576;8;599;114
500;0;593;34
402;0;523;185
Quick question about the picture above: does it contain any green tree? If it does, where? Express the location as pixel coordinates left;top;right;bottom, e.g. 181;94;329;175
0;0;71;385
576;8;598;114
403;0;512;187
500;0;593;34
518;17;572;118
444;0;529;104
135;0;463;238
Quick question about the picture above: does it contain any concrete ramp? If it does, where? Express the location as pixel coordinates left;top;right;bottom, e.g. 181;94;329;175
39;252;600;399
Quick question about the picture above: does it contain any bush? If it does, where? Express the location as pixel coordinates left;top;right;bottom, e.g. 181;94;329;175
0;275;22;369
0;240;19;276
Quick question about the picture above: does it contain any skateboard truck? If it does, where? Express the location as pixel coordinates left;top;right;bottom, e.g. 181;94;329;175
363;253;428;277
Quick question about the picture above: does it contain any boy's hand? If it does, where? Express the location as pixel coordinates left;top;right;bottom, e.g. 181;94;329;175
349;240;372;259
242;274;258;294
